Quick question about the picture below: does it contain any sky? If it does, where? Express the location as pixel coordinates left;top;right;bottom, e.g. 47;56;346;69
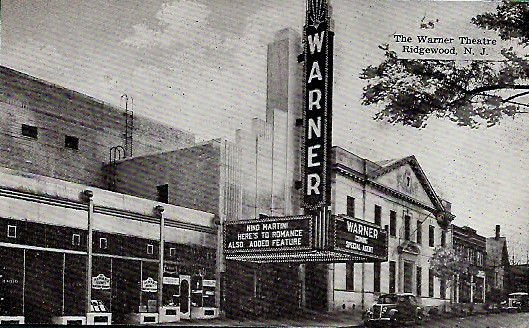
1;0;528;263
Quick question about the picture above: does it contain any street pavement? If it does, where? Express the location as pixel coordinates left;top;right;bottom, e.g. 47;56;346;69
158;310;363;327
420;312;529;328
157;312;529;327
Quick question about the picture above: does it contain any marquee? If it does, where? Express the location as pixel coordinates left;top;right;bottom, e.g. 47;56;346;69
224;215;387;263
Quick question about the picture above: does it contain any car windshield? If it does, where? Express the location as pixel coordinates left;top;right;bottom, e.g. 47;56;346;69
377;295;398;304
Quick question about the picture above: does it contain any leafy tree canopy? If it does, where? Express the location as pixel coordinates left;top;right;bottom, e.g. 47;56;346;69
429;246;480;282
361;1;529;128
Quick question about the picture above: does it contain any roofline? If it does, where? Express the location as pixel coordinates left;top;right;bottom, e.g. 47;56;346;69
1;65;124;113
333;163;454;226
331;146;449;217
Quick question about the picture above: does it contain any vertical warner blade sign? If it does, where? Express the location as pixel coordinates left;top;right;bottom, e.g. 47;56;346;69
302;0;333;210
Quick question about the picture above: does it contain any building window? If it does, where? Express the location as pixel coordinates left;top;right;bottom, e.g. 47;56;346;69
470;249;477;264
416;266;422;296
429;269;434;297
346;196;355;218
147;244;154;255
374;205;381;226
403;262;413;293
429;225;435;247
441;230;446;247
440;279;446;299
169;247;176;257
7;225;17;238
21;124;38;138
416;220;422;244
157;184;169;204
72;233;81;246
374;262;381;293
389;211;396;237
99;237;107;249
404;215;411;240
389;261;396;293
65;135;79;150
477;252;483;266
346;263;354;291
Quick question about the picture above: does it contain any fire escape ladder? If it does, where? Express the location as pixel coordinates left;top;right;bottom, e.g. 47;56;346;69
107;146;125;191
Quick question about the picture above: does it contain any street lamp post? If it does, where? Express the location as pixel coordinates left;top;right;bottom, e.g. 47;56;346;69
155;205;165;314
82;190;94;315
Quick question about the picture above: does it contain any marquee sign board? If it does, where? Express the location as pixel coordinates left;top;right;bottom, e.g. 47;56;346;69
333;215;388;261
224;216;312;254
301;0;334;209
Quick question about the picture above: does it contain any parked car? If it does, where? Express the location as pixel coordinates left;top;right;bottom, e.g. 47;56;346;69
501;292;529;313
363;293;426;327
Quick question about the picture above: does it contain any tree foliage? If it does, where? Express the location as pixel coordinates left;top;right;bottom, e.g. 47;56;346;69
361;1;529;128
429;246;479;283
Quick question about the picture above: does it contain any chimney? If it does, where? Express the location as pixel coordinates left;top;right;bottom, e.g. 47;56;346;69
495;225;500;240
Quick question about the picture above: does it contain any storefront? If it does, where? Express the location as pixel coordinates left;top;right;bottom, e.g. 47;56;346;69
0;177;217;325
0;219;216;324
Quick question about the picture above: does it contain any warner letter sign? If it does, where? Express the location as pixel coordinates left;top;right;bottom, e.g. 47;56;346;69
302;0;333;209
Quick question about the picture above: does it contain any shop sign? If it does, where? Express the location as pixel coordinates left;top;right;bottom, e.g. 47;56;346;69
163;276;180;285
142;277;158;293
164;263;178;274
224;216;312;254
202;279;216;287
92;274;110;290
333;215;388;260
301;0;333;209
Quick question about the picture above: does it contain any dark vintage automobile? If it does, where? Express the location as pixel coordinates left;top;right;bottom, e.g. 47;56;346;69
501;292;529;312
363;293;426;327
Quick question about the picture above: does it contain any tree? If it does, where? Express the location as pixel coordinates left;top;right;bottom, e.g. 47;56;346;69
429;247;479;304
361;1;529;128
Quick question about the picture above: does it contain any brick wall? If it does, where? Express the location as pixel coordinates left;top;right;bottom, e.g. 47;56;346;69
0;66;195;188
110;141;222;215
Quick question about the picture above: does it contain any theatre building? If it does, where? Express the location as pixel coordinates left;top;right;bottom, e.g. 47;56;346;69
218;13;453;314
0;66;219;324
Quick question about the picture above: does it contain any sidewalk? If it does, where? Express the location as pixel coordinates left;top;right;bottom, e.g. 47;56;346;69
158;311;363;327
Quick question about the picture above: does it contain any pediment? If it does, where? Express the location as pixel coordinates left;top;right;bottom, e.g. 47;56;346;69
370;156;444;212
